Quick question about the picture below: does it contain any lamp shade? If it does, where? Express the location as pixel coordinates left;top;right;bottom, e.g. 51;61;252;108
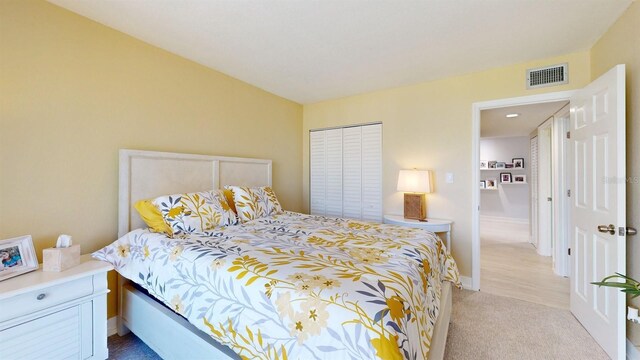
397;169;432;193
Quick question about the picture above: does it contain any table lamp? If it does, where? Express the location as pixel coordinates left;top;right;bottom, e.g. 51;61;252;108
397;169;432;221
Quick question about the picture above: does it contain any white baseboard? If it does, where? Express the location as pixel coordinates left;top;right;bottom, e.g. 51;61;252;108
628;338;640;360
460;276;473;290
480;215;529;225
107;316;118;337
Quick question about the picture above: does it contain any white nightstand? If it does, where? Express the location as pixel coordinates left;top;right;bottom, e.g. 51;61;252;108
0;254;113;360
383;214;453;249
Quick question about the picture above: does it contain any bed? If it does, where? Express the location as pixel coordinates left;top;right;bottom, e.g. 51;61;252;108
96;149;459;360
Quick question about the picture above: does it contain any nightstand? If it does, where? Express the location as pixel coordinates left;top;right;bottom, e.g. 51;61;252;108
0;254;113;360
383;214;453;249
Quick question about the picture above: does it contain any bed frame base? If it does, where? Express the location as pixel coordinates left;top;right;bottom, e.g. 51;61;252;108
119;282;239;359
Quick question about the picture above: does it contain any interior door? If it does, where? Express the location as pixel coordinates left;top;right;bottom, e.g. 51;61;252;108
537;119;553;257
570;64;626;359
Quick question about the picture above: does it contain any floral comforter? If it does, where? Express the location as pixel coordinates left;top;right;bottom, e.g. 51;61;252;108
94;212;460;360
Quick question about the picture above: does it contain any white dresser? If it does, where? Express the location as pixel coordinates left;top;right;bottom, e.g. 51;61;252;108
0;255;113;360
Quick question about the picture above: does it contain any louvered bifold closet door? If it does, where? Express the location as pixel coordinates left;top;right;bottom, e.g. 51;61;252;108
324;129;343;217
310;131;327;215
342;126;362;219
361;124;383;222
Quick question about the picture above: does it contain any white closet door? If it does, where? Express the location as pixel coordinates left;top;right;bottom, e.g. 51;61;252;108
309;131;326;215
342;126;362;219
361;124;383;222
325;128;343;217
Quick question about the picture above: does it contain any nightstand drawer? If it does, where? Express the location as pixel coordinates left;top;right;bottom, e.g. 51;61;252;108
0;276;93;322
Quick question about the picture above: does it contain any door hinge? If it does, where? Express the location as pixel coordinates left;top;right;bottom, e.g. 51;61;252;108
566;131;571;139
567;189;571;197
568;248;571;256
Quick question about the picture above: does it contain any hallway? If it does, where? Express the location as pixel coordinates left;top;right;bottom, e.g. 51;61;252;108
480;236;569;309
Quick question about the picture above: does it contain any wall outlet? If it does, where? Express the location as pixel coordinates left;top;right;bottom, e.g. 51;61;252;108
628;306;639;323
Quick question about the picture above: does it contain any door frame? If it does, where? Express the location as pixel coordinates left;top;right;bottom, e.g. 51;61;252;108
552;104;571;276
537;117;554;257
471;90;576;290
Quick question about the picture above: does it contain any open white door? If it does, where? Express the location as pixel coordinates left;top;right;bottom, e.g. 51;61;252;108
570;64;626;359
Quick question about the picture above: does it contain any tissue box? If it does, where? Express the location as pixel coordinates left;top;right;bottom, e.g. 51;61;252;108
43;245;81;272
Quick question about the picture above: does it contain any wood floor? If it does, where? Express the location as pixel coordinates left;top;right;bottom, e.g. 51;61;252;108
480;236;570;309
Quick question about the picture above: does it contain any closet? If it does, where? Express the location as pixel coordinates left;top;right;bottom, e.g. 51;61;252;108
309;123;382;222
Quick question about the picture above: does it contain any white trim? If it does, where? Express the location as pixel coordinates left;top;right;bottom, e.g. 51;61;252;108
460;276;473;290
471;90;576;291
627;339;640;360
552;105;571;276
107;316;118;337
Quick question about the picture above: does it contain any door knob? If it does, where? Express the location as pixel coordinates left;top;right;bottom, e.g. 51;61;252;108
597;224;616;235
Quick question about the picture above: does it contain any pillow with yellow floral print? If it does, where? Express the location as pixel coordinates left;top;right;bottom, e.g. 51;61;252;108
225;186;283;223
151;189;237;235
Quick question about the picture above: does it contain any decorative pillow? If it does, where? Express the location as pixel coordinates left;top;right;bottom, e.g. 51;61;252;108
151;189;237;235
225;186;283;223
134;199;174;236
222;188;237;214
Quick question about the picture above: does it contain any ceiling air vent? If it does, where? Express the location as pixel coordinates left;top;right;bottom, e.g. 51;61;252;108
526;63;568;89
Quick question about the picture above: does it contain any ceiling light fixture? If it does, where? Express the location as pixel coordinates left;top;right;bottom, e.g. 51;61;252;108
506;113;519;118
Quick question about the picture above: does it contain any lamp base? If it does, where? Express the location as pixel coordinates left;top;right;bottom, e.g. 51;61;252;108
403;193;426;221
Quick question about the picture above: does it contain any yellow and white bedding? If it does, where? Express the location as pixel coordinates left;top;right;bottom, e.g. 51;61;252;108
94;212;460;360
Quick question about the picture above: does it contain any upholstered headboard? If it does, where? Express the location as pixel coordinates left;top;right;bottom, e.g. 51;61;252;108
118;149;272;237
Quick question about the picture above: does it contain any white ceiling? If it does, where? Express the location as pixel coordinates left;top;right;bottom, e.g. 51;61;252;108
481;101;568;138
48;0;632;104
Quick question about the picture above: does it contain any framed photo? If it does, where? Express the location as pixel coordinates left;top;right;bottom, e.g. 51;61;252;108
0;235;38;281
496;162;506;169
513;158;525;168
488;161;497;169
514;175;527;183
505;163;514;169
500;172;512;183
480;180;486;189
480;160;489;169
486;179;497;189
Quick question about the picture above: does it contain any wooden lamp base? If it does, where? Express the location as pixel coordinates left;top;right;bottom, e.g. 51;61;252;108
403;193;426;221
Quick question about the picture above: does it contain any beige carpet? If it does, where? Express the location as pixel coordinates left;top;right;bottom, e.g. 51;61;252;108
444;288;609;360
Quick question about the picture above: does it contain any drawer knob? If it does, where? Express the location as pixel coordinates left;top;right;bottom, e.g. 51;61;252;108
36;293;46;300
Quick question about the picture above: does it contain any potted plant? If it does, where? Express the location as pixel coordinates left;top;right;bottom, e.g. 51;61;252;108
592;273;640;298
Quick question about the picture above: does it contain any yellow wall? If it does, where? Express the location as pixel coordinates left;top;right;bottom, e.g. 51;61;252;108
303;52;591;278
0;0;303;318
590;0;640;345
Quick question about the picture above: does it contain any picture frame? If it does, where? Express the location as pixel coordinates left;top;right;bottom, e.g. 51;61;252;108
505;163;514;169
0;235;38;281
514;175;527;183
486;179;497;189
513;158;525;168
500;172;512;183
480;160;489;169
488;161;497;169
480;180;486;189
496;162;506;169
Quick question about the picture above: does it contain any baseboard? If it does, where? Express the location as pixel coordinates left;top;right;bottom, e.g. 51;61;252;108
480;215;529;225
628;338;640;360
460;276;473;290
107;316;118;337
